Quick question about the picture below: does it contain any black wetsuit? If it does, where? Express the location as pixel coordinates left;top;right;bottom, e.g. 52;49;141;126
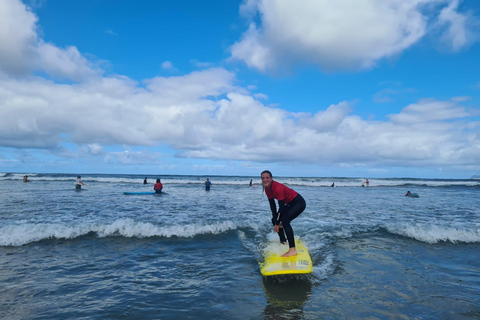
269;194;306;248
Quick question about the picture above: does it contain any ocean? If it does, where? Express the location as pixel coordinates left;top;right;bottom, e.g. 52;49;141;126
1;173;479;319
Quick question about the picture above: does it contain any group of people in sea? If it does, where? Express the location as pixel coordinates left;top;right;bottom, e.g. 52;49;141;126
21;173;420;257
143;177;210;192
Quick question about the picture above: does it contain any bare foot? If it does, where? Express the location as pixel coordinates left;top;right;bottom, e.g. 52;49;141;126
281;248;297;257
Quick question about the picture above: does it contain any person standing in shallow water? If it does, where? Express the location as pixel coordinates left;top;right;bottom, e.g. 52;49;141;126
261;170;306;257
205;178;212;191
75;176;84;190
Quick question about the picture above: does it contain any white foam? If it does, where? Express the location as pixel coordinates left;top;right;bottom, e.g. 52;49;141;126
0;219;239;247
312;252;336;281
0;222;92;246
387;224;480;244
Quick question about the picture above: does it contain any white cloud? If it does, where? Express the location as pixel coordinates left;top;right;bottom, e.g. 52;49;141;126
0;66;479;169
0;0;101;80
389;98;470;123
0;0;38;75
231;0;479;72
437;0;479;50
161;61;174;70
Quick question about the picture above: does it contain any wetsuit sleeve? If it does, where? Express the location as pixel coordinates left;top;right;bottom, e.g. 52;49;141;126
273;199;286;226
268;198;276;215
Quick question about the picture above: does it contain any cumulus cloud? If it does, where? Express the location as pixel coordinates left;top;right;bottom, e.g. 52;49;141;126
437;0;479;50
230;0;479;72
0;0;101;80
0;64;479;168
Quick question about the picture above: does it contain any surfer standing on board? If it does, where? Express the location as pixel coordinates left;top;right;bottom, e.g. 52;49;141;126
261;170;306;257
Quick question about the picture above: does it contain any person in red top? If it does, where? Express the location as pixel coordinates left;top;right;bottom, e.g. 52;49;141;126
261;170;306;257
154;179;163;193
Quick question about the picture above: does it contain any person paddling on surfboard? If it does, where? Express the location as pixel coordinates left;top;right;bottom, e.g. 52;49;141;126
261;170;306;257
154;179;163;193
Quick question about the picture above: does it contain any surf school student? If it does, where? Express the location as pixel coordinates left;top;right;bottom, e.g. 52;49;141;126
154;179;163;193
261;170;306;257
23;175;30;182
75;176;85;189
144;177;148;184
205;178;212;191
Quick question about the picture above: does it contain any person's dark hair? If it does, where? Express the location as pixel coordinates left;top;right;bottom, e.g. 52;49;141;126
77;176;81;179
261;170;272;178
156;179;160;183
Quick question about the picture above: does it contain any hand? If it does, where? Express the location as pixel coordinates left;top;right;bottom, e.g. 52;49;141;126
274;225;280;233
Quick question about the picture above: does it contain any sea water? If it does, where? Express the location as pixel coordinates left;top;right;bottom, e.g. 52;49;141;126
0;173;479;319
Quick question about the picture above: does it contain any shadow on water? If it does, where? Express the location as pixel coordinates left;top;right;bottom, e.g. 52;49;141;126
262;275;312;320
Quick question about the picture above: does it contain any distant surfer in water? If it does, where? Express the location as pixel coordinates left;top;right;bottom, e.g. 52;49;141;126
154;179;163;193
261;170;306;257
205;178;212;191
23;175;30;182
75;176;85;190
144;177;148;184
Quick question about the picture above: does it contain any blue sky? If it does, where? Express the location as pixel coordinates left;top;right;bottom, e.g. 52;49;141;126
0;0;479;178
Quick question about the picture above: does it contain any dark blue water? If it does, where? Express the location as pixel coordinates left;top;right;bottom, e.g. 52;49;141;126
1;173;479;319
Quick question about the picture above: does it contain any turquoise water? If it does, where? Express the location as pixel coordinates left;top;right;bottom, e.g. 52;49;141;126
1;173;479;319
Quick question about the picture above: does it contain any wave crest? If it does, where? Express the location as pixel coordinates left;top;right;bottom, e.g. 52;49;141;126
0;219;238;247
386;224;480;244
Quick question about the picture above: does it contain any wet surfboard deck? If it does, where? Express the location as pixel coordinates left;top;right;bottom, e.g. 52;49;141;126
259;239;313;276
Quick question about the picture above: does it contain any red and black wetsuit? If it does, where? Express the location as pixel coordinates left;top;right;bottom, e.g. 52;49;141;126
265;180;306;248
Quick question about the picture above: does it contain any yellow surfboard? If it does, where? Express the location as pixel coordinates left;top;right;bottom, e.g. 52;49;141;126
260;239;313;276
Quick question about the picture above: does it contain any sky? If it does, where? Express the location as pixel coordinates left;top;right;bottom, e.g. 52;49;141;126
0;0;479;178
